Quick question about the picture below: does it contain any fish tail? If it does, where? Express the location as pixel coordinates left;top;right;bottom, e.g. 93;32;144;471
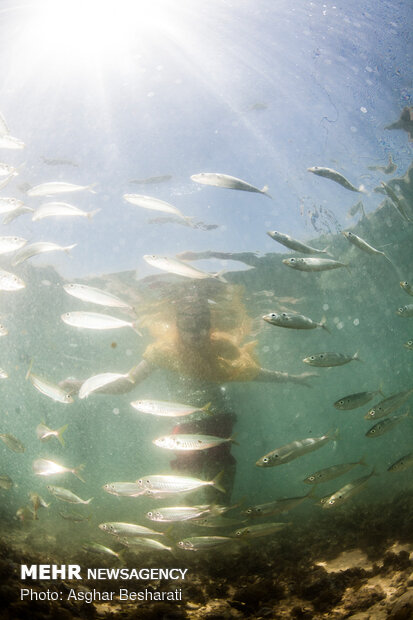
74;464;85;483
214;270;228;284
327;428;340;442
344;263;352;274
64;243;77;254
83;497;94;505
306;486;318;498
87;183;98;194
201;402;213;415
353;351;362;362
229;434;239;446
25;359;34;381
320;316;330;333
260;185;272;199
57;424;68;447
358;184;368;194
212;470;226;494
322;245;333;257
87;208;101;219
358;455;368;467
131;321;143;337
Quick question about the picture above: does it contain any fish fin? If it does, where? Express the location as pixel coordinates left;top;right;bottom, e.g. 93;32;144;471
87;208;101;220
163;525;174;540
87;183;98;194
322;246;333;257
25;359;34;381
358;185;368;194
57;424;68;447
230;434;239;446
353;352;362;362
214;270;228;284
378;383;385;398
84;497;94;505
306;486;318;498
64;243;77;254
358;455;368;467
260;185;272;199
344;263;352;274
320;316;330;334
74;464;85;483
131;321;143;337
201;402;213;415
212;470;226;494
327;428;340;442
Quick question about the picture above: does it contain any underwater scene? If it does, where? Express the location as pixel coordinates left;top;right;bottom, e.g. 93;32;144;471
0;0;412;618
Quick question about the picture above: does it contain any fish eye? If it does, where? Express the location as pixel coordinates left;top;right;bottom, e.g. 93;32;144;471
398;308;404;313
178;541;185;547
270;313;276;318
338;400;344;405
309;476;315;481
290;258;295;263
137;479;142;484
408;341;413;346
310;356;315;360
328;499;335;505
371;429;375;433
147;511;153;517
263;457;269;463
246;508;253;514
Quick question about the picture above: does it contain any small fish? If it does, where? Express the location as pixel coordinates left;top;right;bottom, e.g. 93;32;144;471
3;206;34;224
12;241;77;266
365;389;413;420
36;422;68;446
334;388;384;410
0;197;24;214
47;485;92;504
0;236;27;255
135;472;225;497
343;231;393;263
380;181;411;222
82;543;120;559
365;410;410;437
283;257;349;272
388;451;413;473
308;166;364;193
29;492;50;519
32;202;100;221
243;491;313;518
41;157;78;167
15;506;35;522
152;433;236;451
400;282;413;296
0;433;25;453
79;371;135;399
322;470;376;509
0;134;25;150
256;430;338;467
59;511;90;522
146;506;212;523
99;522;162;538
347;201;366;219
61;311;141;334
27;368;74;404
263;312;329;332
63;283;133;309
367;155;397;174
266;231;329;255
27;181;97;197
303;457;366;484
120;537;172;552
131;399;211;417
0;269;25;291
0;474;13;490
177;536;233;551
143;254;227;282
102;482;144;497
129;175;172;184
303;352;360;367
124;194;191;223
33;458;85;482
0;172;17;191
191;172;272;198
233;522;288;539
396;304;413;318
404;339;413;351
192;515;244;528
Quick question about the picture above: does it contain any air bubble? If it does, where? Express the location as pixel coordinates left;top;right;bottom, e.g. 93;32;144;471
323;303;329;311
360;107;367;113
113;408;120;415
333;316;340;324
353;318;360;326
337;322;344;330
263;346;270;353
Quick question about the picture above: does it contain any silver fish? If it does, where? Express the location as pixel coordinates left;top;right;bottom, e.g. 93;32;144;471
177;536;233;551
27;181;97;197
365;410;410;438
78;372;135;399
400;281;413;296
0;269;25;291
191;172;272;198
396;304;413;317
152;433;235;451
135;472;225;497
243;491;313;518
367;155;397;174
0;197;24;215
322;470;376;509
334;388;384;410
0;172;17;191
47;485;93;504
33;459;85;481
0;236;27;255
61;311;140;334
303;458;366;484
32;202;100;220
27;370;74;404
130;175;172;184
365;389;413;420
131;399;211;417
233;522;288;539
191;515;244;528
143;254;227;282
123;194;191;223
59;512;90;522
303;352;360;367
82;543;120;559
63;283;133;309
36;422;68;446
308;166;364;192
263;312;329;332
146;506;210;523
99;522;162;538
0;433;25;453
102;482;144;497
2;205;34;224
266;231;329;255
0;134;25;149
388;451;413;473
12;242;77;266
404;339;413;350
283;257;349;272
343;231;393;263
256;430;338;467
120;537;172;552
380;181;411;222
